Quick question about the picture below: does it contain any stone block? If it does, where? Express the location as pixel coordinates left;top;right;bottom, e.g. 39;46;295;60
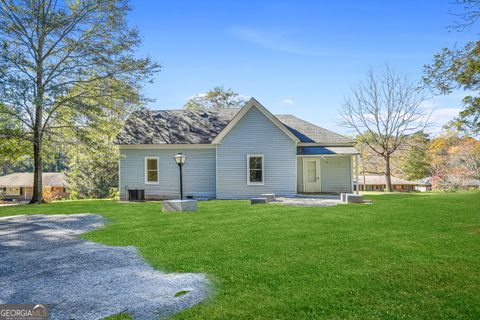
163;200;198;212
346;194;363;204
251;197;268;205
261;193;276;202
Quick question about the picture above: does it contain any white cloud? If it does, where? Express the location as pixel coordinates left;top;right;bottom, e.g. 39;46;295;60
420;95;464;134
280;99;294;104
429;107;462;123
185;92;208;101
229;26;426;59
229;26;328;56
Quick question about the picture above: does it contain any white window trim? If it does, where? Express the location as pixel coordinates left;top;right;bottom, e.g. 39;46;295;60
247;154;264;185
145;156;159;184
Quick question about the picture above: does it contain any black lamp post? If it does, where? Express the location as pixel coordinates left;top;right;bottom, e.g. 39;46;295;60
174;153;187;200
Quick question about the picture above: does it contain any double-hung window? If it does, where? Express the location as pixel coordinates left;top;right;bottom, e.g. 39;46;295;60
145;157;159;184
247;155;264;185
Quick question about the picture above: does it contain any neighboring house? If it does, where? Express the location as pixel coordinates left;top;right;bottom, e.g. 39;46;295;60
116;98;359;200
464;179;480;189
416;177;433;192
0;172;69;201
422;176;480;191
354;174;420;192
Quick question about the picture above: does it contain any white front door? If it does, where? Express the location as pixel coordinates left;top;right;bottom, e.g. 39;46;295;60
304;158;320;193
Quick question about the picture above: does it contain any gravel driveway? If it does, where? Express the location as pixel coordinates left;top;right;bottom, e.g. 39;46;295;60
0;214;210;319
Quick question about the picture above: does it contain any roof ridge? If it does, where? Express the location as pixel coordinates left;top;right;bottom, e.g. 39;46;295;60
141;108;242;113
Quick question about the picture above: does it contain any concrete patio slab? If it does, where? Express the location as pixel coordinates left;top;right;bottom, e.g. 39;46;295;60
0;214;210;320
275;196;342;207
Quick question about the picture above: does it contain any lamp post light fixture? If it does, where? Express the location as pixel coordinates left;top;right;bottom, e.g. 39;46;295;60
163;152;196;212
174;153;187;200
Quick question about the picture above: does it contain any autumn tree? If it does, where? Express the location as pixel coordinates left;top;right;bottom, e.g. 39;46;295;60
428;134;457;189
0;0;159;203
426;133;480;190
184;86;246;110
447;138;480;187
340;66;430;191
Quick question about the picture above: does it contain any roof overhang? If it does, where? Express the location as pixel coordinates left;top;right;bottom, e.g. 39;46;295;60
118;144;216;149
212;98;300;144
297;146;359;155
298;142;356;147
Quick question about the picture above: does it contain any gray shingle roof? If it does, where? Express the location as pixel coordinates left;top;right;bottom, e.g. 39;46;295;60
116;108;354;145
116;109;238;144
275;115;353;144
0;172;67;187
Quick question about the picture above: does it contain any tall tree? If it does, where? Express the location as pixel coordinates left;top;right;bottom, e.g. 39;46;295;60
400;132;432;180
0;0;159;203
356;132;410;178
184;86;246;110
340;66;430;191
423;0;480;136
424;43;480;136
63;79;140;199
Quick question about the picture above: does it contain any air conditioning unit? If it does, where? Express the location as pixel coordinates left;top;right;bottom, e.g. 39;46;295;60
128;189;145;201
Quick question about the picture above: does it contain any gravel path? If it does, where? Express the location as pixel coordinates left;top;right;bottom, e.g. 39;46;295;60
0;214;210;319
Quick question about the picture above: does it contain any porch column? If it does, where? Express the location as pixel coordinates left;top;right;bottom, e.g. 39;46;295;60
355;154;359;194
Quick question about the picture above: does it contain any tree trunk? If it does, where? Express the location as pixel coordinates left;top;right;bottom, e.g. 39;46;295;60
30;130;44;203
385;154;393;192
30;88;44;203
30;18;45;204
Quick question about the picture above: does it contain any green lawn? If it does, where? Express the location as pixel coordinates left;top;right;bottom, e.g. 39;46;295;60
1;193;479;319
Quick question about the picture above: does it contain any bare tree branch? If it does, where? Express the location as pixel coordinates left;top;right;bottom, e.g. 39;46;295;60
339;65;431;191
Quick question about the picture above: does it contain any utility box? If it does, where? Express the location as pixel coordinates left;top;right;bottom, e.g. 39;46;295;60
128;189;145;201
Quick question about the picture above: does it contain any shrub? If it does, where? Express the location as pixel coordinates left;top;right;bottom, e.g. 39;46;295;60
109;188;120;200
69;190;79;200
42;188;59;203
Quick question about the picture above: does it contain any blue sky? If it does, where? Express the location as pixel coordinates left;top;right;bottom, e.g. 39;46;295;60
129;0;477;135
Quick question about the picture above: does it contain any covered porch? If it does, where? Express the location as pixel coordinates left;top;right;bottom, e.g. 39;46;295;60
296;146;359;195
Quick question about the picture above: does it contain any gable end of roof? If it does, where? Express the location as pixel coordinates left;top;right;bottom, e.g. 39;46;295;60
211;98;300;144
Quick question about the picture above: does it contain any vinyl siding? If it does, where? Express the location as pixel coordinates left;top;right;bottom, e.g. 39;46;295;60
297;156;352;193
320;156;352;193
119;148;216;200
216;106;297;199
297;159;304;193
